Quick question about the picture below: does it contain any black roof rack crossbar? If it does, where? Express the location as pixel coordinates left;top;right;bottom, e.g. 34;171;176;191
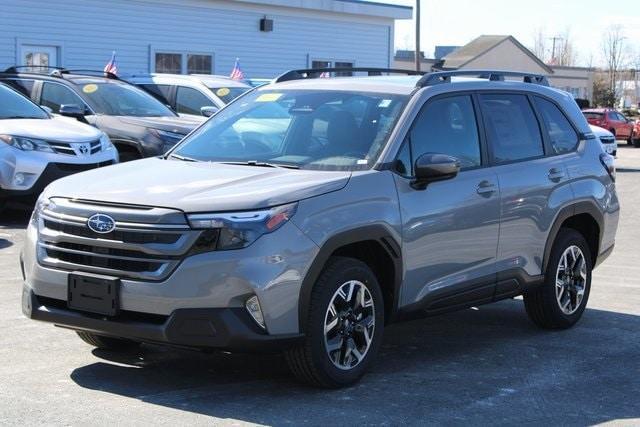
2;66;119;80
274;67;425;83
416;70;550;88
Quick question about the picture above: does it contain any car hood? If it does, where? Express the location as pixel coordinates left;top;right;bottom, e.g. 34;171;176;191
115;115;204;134
43;157;351;212
589;124;614;138
0;117;102;142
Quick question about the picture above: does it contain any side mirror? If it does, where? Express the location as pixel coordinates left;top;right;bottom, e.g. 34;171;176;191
412;153;460;189
40;105;53;115
59;104;85;119
200;106;219;117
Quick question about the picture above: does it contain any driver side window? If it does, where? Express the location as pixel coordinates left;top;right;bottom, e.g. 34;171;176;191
404;95;481;172
40;82;88;114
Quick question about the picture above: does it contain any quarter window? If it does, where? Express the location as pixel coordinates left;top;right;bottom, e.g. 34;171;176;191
479;94;544;164
408;95;481;170
40;83;87;113
5;79;35;97
176;87;212;115
534;97;579;154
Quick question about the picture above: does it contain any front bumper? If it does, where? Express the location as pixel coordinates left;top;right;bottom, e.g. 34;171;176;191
22;288;303;352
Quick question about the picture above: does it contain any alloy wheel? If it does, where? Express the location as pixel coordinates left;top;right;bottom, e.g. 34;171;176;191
323;280;375;370
555;245;587;315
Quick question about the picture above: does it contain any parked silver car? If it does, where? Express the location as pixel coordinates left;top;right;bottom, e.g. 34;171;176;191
21;69;619;388
0;83;117;210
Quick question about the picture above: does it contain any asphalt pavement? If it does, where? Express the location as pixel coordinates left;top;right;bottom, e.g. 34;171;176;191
1;146;639;426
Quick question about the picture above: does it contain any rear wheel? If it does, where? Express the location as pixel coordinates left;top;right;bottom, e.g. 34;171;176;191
524;229;592;329
76;331;140;351
285;257;384;388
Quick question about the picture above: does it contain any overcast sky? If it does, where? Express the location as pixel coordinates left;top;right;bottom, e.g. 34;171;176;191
385;0;640;67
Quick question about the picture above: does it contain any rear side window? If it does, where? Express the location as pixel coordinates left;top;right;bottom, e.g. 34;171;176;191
534;97;579;154
5;79;35;97
41;82;87;113
408;95;481;169
479;93;543;164
607;112;617;121
176;86;212;115
140;84;171;105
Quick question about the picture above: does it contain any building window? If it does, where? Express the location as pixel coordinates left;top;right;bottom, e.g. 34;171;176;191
187;54;212;74
335;61;353;77
154;52;213;74
155;53;182;74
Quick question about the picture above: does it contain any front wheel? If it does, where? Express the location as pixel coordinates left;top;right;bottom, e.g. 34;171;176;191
285;257;384;388
524;229;592;329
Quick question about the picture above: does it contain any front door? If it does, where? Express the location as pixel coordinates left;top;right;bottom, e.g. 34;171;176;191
20;45;58;70
394;93;501;313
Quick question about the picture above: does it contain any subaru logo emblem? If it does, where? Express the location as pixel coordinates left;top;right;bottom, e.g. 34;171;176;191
78;144;89;155
87;214;116;234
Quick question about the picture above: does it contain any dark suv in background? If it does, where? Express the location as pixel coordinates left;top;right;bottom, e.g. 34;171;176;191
0;67;203;161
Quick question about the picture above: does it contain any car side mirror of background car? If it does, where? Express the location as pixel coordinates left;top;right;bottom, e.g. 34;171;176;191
59;104;85;119
412;153;460;190
200;106;219;117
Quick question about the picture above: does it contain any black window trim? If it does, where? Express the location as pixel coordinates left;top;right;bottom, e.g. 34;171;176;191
392;90;489;178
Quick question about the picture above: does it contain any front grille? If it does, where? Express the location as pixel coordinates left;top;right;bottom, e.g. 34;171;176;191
50;139;101;156
37;199;202;281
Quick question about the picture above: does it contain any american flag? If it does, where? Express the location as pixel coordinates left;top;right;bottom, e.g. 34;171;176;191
230;58;245;81
104;51;117;75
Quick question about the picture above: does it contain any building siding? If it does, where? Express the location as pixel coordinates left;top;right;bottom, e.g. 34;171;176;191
0;0;395;77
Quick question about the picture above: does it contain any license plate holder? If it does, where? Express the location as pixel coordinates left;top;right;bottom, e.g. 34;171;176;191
68;272;120;316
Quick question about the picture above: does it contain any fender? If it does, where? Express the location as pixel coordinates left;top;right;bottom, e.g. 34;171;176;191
542;201;604;272
297;224;403;333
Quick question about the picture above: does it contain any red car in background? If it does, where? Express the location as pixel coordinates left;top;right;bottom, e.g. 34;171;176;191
582;108;635;144
634;119;640;146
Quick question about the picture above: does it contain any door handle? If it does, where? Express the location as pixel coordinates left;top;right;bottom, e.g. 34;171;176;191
476;180;496;196
548;168;565;182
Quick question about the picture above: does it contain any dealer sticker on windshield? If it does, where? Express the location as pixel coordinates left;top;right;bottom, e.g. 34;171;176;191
256;93;283;102
216;87;230;97
82;84;98;94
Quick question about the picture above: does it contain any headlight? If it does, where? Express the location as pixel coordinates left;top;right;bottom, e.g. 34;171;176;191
0;134;54;152
187;202;297;251
100;133;114;151
30;195;50;227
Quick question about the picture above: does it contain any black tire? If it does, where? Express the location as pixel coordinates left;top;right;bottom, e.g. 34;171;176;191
285;256;384;388
633;138;640;148
524;228;592;329
76;331;140;351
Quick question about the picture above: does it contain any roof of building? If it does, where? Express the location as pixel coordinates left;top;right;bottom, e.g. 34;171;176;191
231;0;413;19
441;35;553;74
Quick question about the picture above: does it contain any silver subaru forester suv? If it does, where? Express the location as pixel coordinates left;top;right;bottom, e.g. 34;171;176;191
21;69;619;388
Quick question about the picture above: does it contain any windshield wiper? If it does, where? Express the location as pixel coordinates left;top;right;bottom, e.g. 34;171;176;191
167;153;200;162
219;161;300;169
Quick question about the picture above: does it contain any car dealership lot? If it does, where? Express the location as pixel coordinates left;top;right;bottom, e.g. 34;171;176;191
1;149;639;426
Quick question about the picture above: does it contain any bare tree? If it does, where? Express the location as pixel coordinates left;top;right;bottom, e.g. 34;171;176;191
557;28;577;66
602;25;627;97
532;27;548;61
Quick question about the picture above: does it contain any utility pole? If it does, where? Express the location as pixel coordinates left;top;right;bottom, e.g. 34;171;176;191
549;36;563;64
414;0;421;72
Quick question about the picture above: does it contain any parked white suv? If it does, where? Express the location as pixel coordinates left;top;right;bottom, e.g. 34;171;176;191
590;125;617;157
127;74;251;117
0;83;118;210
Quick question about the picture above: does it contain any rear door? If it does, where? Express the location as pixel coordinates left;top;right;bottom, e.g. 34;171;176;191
478;92;573;291
394;93;501;312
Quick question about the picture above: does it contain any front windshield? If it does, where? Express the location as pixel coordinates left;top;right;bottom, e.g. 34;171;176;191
207;86;251;104
0;85;48;119
172;89;407;171
78;82;175;117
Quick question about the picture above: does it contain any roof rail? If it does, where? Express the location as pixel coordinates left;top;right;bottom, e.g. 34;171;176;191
416;70;550;88
3;65;66;74
54;69;120;80
274;67;425;83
